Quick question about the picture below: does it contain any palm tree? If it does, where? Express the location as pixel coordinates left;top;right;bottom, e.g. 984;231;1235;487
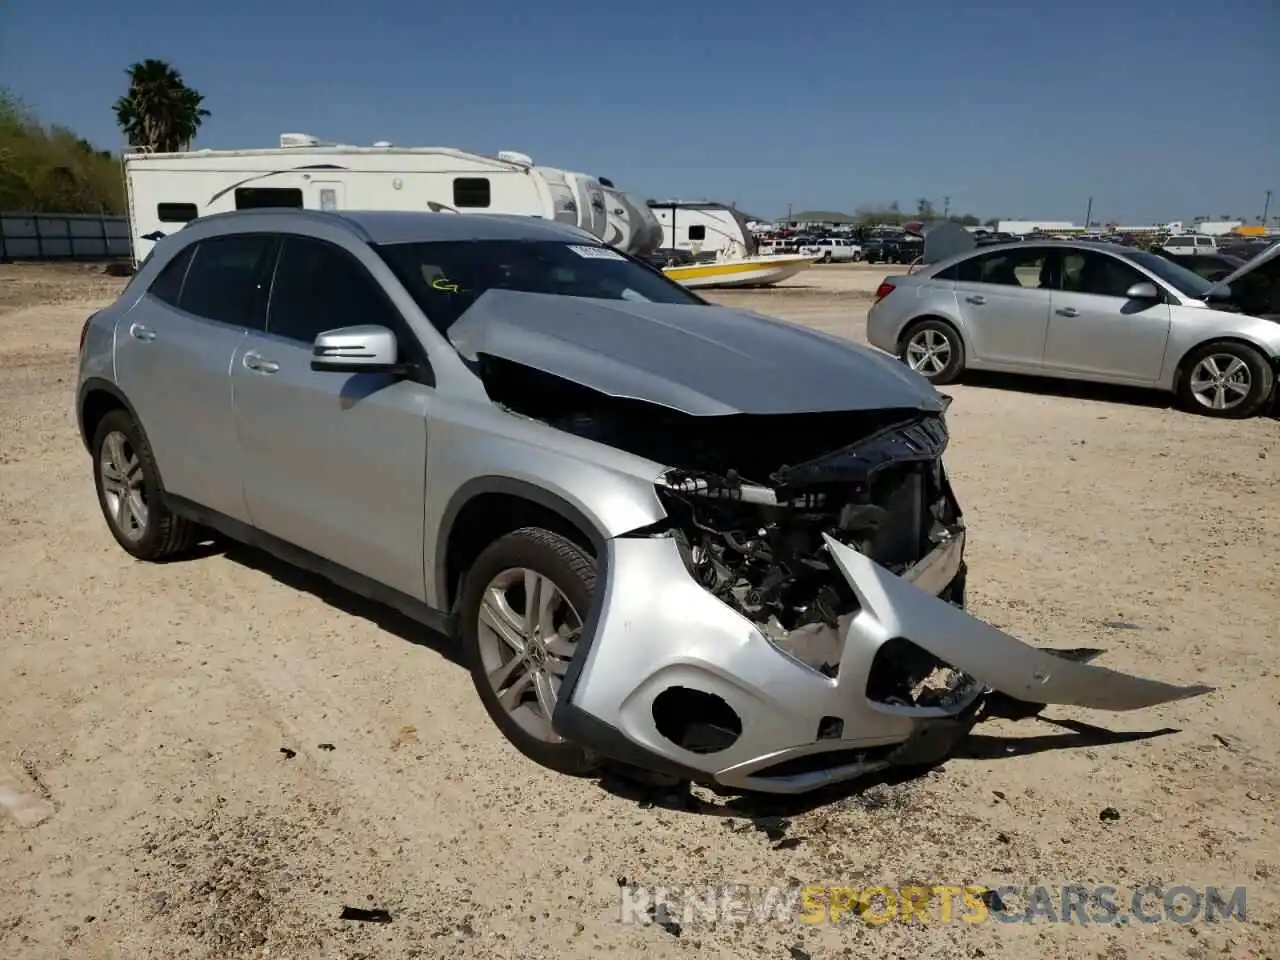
113;59;210;152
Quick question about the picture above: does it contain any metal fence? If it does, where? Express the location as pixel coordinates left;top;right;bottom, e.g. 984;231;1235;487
0;213;131;261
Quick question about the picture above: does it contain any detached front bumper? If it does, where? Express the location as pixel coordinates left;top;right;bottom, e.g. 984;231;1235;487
552;533;1211;795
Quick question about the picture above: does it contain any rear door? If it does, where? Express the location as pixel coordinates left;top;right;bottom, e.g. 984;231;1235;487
230;234;433;599
939;245;1053;368
1043;249;1171;382
114;234;275;521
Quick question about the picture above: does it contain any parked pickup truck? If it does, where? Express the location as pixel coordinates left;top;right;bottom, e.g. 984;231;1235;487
797;237;863;263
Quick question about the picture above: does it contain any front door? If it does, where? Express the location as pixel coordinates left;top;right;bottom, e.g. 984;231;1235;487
230;234;433;600
1043;249;1172;382
946;245;1054;368
309;180;345;212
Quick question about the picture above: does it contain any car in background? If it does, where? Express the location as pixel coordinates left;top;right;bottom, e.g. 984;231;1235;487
1150;249;1246;283
865;239;1280;418
864;237;922;265
1161;234;1219;256
798;237;863;263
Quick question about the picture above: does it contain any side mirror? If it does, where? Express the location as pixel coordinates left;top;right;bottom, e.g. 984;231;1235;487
310;325;403;374
1125;281;1161;301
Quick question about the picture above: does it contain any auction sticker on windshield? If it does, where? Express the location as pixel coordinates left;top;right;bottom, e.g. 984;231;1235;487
568;244;627;261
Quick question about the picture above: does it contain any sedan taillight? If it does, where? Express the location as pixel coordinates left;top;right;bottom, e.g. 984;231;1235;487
874;281;896;302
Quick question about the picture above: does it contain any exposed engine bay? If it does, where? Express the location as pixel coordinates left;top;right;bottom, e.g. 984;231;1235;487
483;356;966;690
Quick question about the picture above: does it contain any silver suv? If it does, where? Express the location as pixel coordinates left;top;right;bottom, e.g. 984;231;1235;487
76;210;1207;794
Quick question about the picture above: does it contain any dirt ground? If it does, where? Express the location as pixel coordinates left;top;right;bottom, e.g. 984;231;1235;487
2;261;1277;959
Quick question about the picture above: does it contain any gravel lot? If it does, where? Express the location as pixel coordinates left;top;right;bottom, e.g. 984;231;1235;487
2;261;1277;959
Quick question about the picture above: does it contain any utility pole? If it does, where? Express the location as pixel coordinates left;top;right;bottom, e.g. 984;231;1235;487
942;196;950;218
1084;196;1093;229
786;202;792;225
1263;190;1272;226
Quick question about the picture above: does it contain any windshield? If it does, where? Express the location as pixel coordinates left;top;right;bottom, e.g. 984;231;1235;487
376;239;705;332
1120;250;1215;298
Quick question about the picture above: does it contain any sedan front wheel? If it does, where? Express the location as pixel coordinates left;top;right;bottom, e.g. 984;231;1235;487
1176;342;1274;419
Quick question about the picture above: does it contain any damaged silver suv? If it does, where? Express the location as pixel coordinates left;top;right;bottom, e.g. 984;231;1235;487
76;209;1209;794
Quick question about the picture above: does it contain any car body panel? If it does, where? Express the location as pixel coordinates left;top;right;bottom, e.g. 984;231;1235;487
113;293;252;521
1043;292;1172;382
955;277;1052;369
230;331;433;601
447;288;945;416
824;537;1213;711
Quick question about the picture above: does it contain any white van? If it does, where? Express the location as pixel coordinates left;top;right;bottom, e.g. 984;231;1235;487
1162;235;1219;256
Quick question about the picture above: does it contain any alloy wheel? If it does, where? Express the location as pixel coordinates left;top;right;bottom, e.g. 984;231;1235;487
98;430;148;541
905;329;953;377
476;567;583;743
1189;354;1251;412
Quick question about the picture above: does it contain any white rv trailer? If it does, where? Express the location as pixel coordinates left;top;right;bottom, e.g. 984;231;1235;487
122;133;660;264
648;200;757;260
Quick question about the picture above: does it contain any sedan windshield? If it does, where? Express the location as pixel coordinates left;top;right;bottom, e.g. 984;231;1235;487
1120;250;1216;299
377;239;705;332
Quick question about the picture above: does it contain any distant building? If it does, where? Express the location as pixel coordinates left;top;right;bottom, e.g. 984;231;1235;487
997;220;1080;236
777;211;861;229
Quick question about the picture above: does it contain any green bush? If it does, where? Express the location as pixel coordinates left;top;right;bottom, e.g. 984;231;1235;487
0;90;124;214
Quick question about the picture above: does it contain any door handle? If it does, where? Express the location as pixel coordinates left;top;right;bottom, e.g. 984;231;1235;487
128;323;156;341
964;295;986;305
242;351;279;374
1055;307;1080;317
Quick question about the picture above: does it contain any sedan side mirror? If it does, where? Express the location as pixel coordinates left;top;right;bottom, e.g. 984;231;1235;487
311;325;403;374
1125;281;1161;301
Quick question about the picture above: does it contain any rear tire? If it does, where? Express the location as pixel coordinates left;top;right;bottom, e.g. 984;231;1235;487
91;409;201;561
1176;341;1274;418
459;527;599;777
899;318;965;385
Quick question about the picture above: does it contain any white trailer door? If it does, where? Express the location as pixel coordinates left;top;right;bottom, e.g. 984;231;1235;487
309;181;346;211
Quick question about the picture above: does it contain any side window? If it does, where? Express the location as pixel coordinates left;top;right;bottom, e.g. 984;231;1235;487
948;248;1049;287
157;202;198;223
1059;251;1146;299
452;178;491;209
147;244;196;307
1167;237;1191;248
234;187;303;210
688;225;707;241
266;236;401;345
177;234;277;328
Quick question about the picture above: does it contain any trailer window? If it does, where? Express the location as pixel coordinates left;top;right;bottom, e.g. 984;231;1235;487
453;178;491;209
688;225;706;241
234;187;304;210
157;202;198;223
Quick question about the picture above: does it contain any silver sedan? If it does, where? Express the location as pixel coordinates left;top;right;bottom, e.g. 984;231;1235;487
866;239;1280;418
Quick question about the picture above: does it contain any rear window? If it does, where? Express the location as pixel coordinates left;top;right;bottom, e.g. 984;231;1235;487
177;234;277;328
147;244;195;307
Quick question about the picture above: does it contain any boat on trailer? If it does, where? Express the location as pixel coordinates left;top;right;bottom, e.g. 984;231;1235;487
662;253;817;289
648;199;816;289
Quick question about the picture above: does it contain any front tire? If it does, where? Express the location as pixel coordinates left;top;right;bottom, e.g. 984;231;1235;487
1176;341;1274;418
92;409;201;561
899;318;965;385
459;527;599;777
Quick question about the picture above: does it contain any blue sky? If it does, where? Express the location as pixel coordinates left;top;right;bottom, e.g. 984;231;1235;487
3;0;1277;223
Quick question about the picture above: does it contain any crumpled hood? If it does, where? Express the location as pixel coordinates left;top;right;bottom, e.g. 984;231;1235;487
447;289;945;417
